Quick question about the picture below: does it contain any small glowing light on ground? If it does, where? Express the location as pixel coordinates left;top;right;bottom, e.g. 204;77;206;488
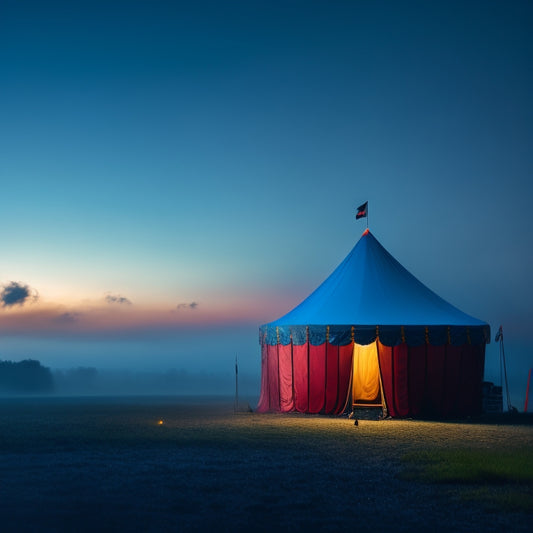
158;419;164;425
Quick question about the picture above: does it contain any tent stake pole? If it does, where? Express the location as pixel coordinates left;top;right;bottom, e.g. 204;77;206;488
498;329;516;412
234;355;239;413
525;368;531;413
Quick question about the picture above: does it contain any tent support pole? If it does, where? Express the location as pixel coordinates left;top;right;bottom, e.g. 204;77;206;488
341;343;354;415
376;340;388;419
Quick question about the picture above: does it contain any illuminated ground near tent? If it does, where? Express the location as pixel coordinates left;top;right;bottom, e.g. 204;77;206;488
0;397;531;532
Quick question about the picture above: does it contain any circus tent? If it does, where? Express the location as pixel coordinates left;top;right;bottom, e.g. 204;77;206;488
257;229;490;418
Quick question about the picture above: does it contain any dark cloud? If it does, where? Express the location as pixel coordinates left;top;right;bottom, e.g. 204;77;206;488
176;302;198;310
105;293;132;305
1;281;38;307
53;312;81;324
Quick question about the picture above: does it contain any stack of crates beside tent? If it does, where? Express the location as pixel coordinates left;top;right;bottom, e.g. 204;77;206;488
482;381;503;413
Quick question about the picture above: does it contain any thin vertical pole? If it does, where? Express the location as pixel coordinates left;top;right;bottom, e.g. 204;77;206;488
500;336;512;411
234;355;239;413
525;368;532;413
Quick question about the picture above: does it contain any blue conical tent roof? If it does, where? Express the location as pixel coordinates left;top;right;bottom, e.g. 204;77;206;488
260;229;490;347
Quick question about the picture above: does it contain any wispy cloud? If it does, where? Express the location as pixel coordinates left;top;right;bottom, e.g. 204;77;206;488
1;281;39;307
53;312;82;324
176;302;198;310
105;293;132;306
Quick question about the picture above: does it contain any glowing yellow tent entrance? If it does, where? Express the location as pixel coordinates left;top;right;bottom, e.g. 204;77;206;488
351;343;382;408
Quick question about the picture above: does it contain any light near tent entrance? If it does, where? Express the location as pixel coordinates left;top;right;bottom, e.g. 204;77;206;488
352;342;382;408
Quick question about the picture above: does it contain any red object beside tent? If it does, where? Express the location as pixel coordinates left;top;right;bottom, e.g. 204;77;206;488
257;230;490;418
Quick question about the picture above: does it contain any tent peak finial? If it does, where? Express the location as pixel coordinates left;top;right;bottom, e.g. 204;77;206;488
362;228;370;236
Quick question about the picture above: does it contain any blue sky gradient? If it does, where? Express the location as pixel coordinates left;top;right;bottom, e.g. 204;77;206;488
1;1;532;404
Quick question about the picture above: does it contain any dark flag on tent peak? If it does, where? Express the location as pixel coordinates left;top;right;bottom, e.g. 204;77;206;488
356;202;368;220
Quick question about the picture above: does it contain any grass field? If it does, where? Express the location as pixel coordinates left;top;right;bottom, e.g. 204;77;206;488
0;396;531;532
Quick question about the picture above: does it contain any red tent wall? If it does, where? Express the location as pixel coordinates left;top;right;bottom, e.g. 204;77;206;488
278;343;294;412
257;341;352;414
377;341;485;418
258;339;486;417
309;344;326;413
325;343;353;414
292;343;309;412
407;344;426;417
325;343;339;413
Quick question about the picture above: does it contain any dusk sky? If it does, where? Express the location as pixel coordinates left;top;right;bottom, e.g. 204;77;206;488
1;1;532;402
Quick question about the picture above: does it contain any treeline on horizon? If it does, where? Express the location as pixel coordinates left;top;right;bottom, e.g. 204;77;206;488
0;359;259;396
0;359;54;393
